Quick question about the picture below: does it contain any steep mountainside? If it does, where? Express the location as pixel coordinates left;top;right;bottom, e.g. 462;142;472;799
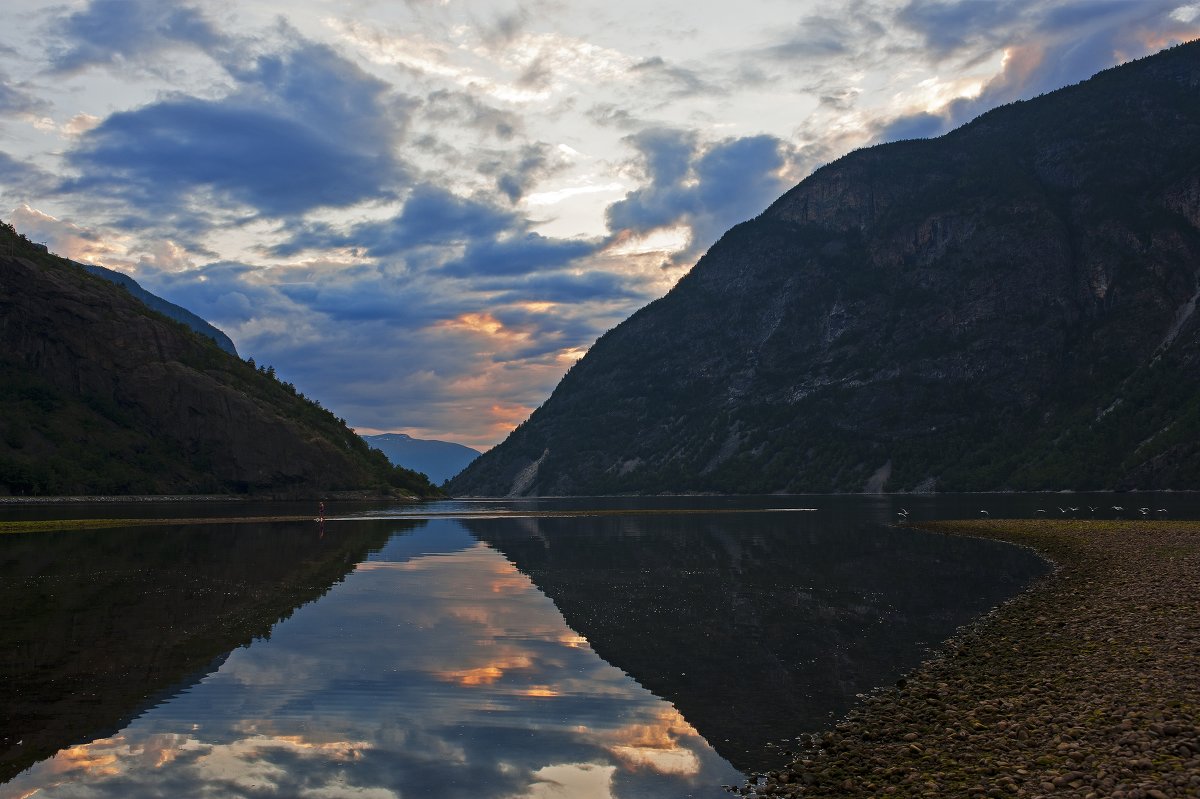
361;432;480;485
0;223;441;497
452;41;1200;496
80;262;239;356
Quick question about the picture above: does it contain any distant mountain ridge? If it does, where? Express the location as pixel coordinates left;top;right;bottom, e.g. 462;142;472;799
361;433;480;485
0;221;442;498
77;262;239;356
451;41;1200;496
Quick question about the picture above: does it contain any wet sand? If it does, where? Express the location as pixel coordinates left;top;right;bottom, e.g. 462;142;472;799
741;519;1200;799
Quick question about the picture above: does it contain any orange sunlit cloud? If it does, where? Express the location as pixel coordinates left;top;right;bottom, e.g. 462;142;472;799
269;735;368;761
516;685;560;698
604;707;704;776
489;560;531;595
558;633;589;649
434;654;536;686
435;312;533;347
53;741;122;778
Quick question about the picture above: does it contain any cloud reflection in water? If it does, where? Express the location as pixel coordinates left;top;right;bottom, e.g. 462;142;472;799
2;520;738;799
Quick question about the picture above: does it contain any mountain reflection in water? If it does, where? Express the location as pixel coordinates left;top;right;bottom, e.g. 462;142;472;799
0;502;1052;798
469;511;1048;771
1;519;741;798
0;518;399;785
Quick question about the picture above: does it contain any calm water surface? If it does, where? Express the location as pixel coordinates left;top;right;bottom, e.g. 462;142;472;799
3;493;1196;798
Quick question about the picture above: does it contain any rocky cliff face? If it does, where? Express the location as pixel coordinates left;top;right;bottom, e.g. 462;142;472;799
79;262;239;356
0;230;439;496
451;41;1200;496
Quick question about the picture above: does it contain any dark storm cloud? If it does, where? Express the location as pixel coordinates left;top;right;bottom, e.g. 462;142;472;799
224;39;411;145
63;39;412;221
605;130;794;264
65;98;404;217
272;184;517;258
365;185;516;252
273;183;595;280
441;232;597;278
48;0;227;73
631;127;696;185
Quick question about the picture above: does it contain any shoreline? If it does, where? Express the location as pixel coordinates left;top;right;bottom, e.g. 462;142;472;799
0;494;247;504
742;519;1200;798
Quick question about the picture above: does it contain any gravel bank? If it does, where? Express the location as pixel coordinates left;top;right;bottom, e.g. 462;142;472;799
737;519;1200;799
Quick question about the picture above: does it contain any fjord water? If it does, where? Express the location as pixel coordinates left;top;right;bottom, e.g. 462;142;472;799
3;494;1191;798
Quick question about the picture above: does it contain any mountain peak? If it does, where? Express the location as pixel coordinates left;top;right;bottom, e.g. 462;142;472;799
450;40;1200;496
362;433;480;485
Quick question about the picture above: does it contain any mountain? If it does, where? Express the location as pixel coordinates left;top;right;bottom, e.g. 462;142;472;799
451;41;1200;497
361;432;480;485
0;221;443;498
78;262;239;356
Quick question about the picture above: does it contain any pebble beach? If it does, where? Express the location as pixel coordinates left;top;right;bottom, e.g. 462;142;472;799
739;519;1200;799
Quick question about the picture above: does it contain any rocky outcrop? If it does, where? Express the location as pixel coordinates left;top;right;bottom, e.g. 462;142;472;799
0;230;440;497
451;41;1200;496
79;262;239;356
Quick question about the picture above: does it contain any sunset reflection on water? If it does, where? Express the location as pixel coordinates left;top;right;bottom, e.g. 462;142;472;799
2;520;738;799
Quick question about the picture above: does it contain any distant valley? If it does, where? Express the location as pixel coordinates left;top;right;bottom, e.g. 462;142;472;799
361;433;480;485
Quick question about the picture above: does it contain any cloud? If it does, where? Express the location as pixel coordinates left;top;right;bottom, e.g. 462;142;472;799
67;99;401;217
274;182;596;279
48;0;227;73
273;184;517;258
442;233;597;278
483;142;566;203
0;70;48;116
629;56;720;98
422;88;521;140
764;13;880;60
896;0;1030;57
0;152;53;195
585;103;641;130
63;38;411;223
483;269;647;306
5;203;119;262
879;0;1200;142
605;129;795;265
874;111;946;142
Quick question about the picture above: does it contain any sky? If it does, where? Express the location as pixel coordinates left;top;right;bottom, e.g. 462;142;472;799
1;1;1198;450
